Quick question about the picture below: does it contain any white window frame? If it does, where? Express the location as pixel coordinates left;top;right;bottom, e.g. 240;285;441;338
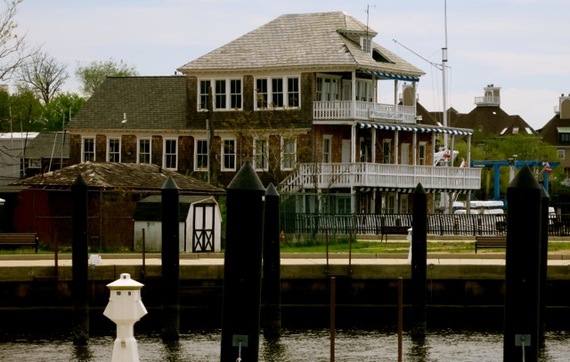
107;137;121;163
418;142;427;166
163;138;178;170
255;76;301;109
557;149;565;160
401;143;410;165
222;138;236;171
356;79;374;102
323;135;332;163
281;137;297;171
198;78;242;111
316;75;341;101
82;136;95;163
137;137;152;164
194;138;209;171
253;137;269;171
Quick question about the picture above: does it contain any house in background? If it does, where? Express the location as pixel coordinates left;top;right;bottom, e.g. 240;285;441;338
66;11;481;216
19;131;69;178
0;132;39;185
539;94;570;183
133;195;222;253
451;84;537;136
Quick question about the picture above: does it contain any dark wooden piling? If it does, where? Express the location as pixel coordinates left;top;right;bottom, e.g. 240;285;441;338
71;174;89;345
262;183;281;339
503;165;542;361
410;183;427;337
220;161;266;362
539;186;549;346
161;176;180;342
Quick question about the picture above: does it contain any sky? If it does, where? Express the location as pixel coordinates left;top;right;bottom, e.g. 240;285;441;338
12;0;570;130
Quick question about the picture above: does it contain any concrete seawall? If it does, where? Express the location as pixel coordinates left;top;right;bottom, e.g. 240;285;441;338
1;252;570;334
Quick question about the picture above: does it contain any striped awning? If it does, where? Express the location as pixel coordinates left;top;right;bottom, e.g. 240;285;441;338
357;122;473;136
358;187;472;194
359;69;420;82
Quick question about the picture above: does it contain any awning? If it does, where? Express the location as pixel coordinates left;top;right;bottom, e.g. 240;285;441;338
557;127;570;133
358;187;472;194
357;122;473;136
359;69;420;82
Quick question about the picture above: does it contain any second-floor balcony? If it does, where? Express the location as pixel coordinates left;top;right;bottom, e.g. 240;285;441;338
474;96;500;106
280;162;481;194
313;101;416;124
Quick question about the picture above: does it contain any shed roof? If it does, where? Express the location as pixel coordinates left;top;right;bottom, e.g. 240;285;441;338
133;195;217;221
12;162;225;194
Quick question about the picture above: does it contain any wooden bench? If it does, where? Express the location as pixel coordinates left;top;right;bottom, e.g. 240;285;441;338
0;233;39;253
380;226;410;242
474;236;506;253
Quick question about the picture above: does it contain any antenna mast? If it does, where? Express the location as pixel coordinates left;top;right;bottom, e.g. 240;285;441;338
442;0;449;151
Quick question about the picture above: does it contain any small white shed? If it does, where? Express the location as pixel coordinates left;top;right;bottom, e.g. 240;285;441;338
133;195;222;253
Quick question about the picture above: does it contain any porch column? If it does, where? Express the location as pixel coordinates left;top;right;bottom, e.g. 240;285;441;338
467;134;472;166
412;132;417;166
351;70;356;119
351;123;356;163
371;128;376;163
394;131;399;165
432;132;436;164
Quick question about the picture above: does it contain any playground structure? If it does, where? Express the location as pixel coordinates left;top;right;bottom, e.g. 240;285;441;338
470;160;558;200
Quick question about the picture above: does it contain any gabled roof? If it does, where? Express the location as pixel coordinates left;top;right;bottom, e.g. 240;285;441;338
12;162;225;194
177;11;424;79
452;106;537;136
20;132;69;159
133;195;217;222
67;76;188;131
539;114;570;146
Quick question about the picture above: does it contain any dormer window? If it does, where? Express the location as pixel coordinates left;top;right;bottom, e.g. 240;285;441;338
361;37;372;54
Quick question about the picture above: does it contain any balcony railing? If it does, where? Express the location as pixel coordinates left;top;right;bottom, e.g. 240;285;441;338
313;101;416;123
474;96;500;106
280;162;481;194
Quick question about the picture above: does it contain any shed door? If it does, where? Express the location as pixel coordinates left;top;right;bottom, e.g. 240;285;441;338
192;203;215;252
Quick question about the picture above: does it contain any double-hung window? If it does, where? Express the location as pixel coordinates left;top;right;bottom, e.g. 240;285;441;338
138;138;151;164
199;79;242;110
108;138;121;162
323;135;332;163
316;76;340;101
281;137;296;170
164;138;177;170
222;138;236;171
256;76;300;109
195;139;209;171
82;137;95;162
253;138;269;171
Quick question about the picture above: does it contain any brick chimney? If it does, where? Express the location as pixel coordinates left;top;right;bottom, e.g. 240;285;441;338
559;94;570;120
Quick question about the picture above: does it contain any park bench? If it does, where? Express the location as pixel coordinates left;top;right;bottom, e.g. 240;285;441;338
474;235;506;253
380;226;410;242
0;233;39;253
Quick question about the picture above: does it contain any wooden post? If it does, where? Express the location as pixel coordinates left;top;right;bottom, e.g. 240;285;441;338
262;183;281;339
161;176;180;342
220;162;265;362
71;174;89;345
504;165;541;361
410;183;427;337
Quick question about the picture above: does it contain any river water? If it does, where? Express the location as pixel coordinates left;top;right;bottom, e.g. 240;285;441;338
0;328;568;361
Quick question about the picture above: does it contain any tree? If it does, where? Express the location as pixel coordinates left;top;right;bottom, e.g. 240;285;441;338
75;58;138;97
7;86;43;132
41;92;86;131
15;51;68;105
0;0;38;81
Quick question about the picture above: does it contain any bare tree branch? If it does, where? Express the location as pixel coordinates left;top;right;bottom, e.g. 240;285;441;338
16;51;68;104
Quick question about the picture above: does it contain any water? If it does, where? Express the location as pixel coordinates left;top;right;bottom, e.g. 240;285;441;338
0;329;568;361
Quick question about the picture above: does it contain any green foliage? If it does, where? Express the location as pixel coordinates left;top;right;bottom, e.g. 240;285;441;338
41;92;86;131
75;58;139;97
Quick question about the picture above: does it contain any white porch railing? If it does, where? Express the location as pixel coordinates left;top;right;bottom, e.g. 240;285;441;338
474;96;500;106
279;162;481;194
313;101;416;123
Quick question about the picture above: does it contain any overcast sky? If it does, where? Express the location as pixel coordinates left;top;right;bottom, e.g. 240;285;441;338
14;0;570;130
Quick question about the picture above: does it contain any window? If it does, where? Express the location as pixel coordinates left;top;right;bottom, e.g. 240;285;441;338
222;139;236;171
108;138;120;163
559;132;570;143
418;142;427;165
199;79;242;110
253;138;269;171
316;76;339;101
558;149;566;160
138;138;151;164
400;194;409;214
164;138;177;170
256;76;300;109
359;137;368;162
382;139;392;164
82;137;95;162
356;80;374;102
195;139;209;171
401;143;410;165
323;135;332;163
360;36;372;54
281;137;296;170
